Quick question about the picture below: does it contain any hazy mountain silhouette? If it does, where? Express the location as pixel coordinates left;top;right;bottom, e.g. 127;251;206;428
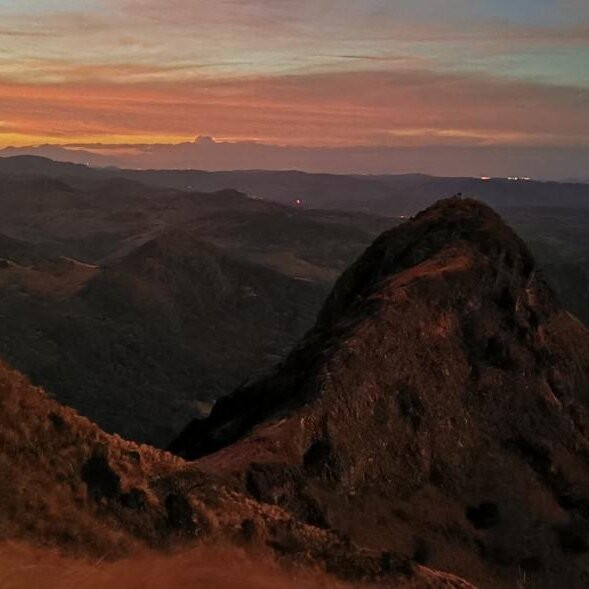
3;139;589;179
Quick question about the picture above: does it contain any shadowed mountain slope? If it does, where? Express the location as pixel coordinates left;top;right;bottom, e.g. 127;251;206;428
170;198;589;588
0;174;392;446
0;232;327;446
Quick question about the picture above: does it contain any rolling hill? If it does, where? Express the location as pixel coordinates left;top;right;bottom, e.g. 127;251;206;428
0;172;392;445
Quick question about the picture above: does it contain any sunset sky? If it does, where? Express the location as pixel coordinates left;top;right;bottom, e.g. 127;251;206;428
1;1;588;173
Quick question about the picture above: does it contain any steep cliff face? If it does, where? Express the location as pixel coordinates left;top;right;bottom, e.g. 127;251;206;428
171;198;589;588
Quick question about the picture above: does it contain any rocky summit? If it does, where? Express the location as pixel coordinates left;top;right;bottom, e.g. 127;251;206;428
170;198;589;588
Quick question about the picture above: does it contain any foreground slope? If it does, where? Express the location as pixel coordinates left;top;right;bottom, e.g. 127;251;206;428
0;360;471;588
171;198;589;588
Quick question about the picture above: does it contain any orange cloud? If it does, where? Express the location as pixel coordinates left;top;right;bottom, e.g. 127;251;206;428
0;68;587;149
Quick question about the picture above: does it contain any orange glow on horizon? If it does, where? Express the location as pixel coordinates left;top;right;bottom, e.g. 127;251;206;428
1;67;588;152
0;132;198;149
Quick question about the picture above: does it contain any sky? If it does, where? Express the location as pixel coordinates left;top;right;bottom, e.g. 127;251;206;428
0;1;588;175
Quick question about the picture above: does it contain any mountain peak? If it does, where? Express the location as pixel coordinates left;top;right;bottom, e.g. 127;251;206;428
171;197;554;459
316;196;540;330
170;198;589;587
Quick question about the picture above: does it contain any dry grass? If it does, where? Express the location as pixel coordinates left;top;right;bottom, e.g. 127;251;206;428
0;359;201;555
0;257;98;298
0;541;358;589
0;360;417;587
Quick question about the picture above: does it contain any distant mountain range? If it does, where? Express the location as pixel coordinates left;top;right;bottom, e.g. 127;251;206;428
1;154;587;322
1;154;589;214
2;138;589;180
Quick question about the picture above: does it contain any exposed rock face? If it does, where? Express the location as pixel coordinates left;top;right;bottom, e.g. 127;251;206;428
170;198;589;588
